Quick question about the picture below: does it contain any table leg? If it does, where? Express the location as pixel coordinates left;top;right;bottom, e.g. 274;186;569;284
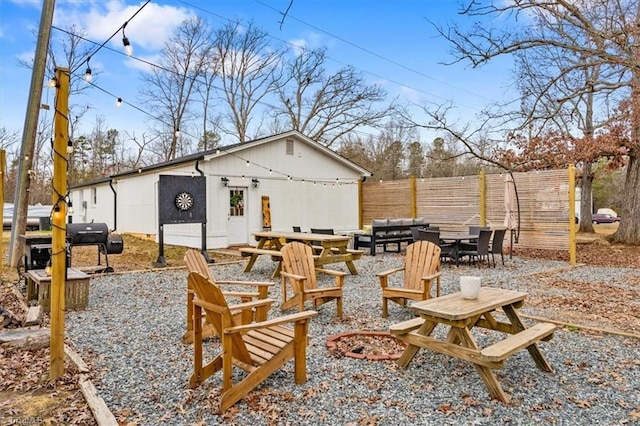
397;320;437;368
454;327;510;403
243;238;268;273
502;305;553;372
345;260;358;275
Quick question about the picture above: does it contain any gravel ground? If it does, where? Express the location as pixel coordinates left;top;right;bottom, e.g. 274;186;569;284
66;254;640;425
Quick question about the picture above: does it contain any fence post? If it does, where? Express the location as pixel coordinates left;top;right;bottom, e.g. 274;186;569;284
479;170;486;226
569;165;576;266
410;175;417;218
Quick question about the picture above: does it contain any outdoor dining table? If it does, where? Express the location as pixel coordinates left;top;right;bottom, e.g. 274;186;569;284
390;288;556;403
240;231;363;278
439;232;478;266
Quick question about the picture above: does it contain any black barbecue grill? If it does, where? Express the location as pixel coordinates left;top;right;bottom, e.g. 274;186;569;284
66;223;123;272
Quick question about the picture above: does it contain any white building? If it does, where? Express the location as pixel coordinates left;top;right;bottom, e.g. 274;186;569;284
68;131;371;248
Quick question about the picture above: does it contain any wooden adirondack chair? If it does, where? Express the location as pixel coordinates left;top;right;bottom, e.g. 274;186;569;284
187;272;317;412
279;241;347;317
377;241;442;317
183;249;273;343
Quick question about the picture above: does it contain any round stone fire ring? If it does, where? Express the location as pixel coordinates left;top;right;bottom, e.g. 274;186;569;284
326;330;407;361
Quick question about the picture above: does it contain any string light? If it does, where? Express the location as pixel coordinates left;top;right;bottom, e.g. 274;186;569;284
122;22;133;56
116;98;122;108
246;160;250;167
68;201;74;214
175;128;180;137
47;76;58;88
84;58;92;82
67;139;74;154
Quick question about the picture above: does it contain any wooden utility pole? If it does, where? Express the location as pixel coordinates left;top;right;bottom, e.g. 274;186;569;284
568;164;576;266
0;149;5;275
9;0;56;268
50;67;69;380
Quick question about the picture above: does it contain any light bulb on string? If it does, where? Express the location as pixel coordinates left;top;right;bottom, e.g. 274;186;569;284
47;76;58;88
67;139;74;154
246;160;250;167
175;128;180;138
116;98;122;108
84;58;92;82
122;22;133;56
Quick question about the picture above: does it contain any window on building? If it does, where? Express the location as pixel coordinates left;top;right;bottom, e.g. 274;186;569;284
91;188;97;204
286;138;294;155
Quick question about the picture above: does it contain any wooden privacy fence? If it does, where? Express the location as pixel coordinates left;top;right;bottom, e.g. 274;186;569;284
360;168;575;252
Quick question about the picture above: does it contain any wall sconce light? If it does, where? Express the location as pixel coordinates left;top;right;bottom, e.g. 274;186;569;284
251;178;260;189
221;176;229;187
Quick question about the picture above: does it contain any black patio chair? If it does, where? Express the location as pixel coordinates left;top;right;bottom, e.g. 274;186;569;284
489;228;507;267
414;229;456;264
457;229;492;267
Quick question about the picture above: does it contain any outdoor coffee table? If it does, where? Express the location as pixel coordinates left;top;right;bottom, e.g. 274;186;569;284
390;288;556;403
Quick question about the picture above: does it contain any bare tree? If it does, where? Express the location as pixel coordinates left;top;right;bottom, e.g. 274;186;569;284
196;55;221;151
432;0;640;244
212;20;284;143
139;16;212;160
275;47;393;147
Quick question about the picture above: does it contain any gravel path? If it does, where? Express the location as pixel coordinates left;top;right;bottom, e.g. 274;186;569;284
66;254;640;425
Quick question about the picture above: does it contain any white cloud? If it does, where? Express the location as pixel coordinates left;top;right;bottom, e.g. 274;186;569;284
122;53;160;73
53;0;193;53
288;38;307;56
398;86;423;104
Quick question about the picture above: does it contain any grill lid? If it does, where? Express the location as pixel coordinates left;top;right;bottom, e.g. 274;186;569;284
66;223;109;245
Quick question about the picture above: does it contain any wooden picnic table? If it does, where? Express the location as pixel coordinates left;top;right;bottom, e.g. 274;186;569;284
390;287;556;403
240;231;364;278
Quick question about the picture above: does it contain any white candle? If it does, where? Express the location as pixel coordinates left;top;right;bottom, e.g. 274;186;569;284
460;276;481;300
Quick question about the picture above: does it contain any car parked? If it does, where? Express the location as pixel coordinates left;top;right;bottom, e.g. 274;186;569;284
592;213;620;224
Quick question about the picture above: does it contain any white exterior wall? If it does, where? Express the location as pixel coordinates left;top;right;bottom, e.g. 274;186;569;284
69;183;115;229
69;133;366;249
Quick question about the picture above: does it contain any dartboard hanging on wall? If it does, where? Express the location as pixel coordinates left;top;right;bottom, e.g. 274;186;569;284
158;175;206;225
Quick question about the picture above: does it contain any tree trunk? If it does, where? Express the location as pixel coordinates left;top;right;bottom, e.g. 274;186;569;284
610;151;640;244
578;161;595;233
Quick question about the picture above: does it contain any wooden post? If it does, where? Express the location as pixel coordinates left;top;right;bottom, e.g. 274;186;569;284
50;67;69;380
0;149;5;275
358;180;363;229
410;175;417;219
568;164;576;266
479;170;486;227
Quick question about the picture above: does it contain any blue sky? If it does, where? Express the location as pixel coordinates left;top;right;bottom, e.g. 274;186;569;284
0;0;517;146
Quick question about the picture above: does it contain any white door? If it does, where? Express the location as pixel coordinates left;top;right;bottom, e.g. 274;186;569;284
227;187;248;245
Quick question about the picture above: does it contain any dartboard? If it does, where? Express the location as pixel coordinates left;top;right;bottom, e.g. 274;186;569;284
175;191;194;211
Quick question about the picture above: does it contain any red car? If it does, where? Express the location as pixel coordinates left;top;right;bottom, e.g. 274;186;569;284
592;213;620;224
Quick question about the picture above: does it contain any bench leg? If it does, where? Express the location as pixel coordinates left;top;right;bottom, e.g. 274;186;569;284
503;305;552;372
454;327;510;403
396;321;437;368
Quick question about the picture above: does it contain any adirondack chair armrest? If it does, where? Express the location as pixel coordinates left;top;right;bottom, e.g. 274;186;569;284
217;280;274;288
280;271;307;282
193;298;276;313
225;310;318;333
376;267;404;278
421;271;442;282
316;268;348;277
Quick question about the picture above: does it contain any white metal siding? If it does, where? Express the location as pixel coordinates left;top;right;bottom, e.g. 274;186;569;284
69;134;364;249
